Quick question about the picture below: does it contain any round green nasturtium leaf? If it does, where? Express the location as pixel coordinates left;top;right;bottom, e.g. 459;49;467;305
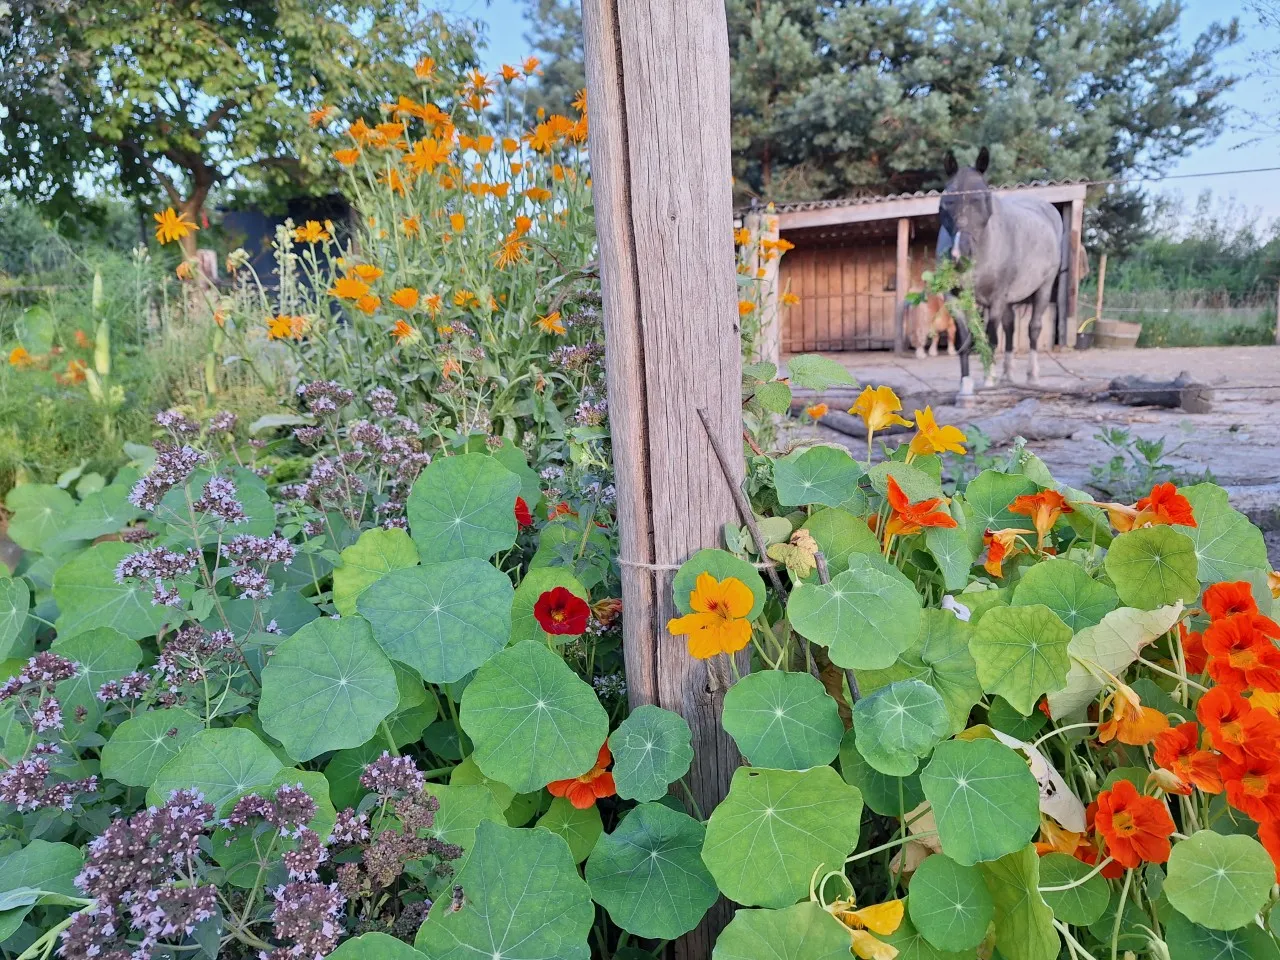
712;902;854;960
787;554;922;670
259;616;399;762
1181;483;1271;585
1104;526;1201;610
537;796;603;863
586;802;718;939
1036;852;1110;926
6;484;74;552
609;705;693;802
421;782;507;853
787;354;858;392
153;467;275;544
460;640;608;794
0;577;30;659
985;697;1045;740
52;541;177;640
839;728;925;816
503;789;543;827
1012;558;1118;632
415;819;593;960
450;755;517;810
323;740;384;810
800;508;880;579
382;665;438;748
406;453;521;562
722;670;843;770
672;548;766;622
1165;831;1275;931
1164;907;1280;960
149;727;284;814
925;502;975;592
511;567;589;644
869;461;943;502
330;932;426;959
882;910;979;960
0;839;85;941
358;559;514;684
100;708;203;787
332;527;419;616
51;626;142;740
853;679;950;777
702;766;863;908
920;738;1040;866
908;854;994;951
970;604;1071;716
959;471;1038;548
978;845;1057;960
774;446;864;508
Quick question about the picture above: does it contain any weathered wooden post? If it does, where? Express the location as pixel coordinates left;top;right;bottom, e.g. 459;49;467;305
893;216;910;353
581;0;745;953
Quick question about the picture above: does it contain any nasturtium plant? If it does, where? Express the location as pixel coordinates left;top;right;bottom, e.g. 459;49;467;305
852;679;949;777
799;507;879;578
838;728;925;816
460;640;608;793
0;577;30;658
1104;525;1201;609
52;542;177;640
1011;557;1118;632
979;845;1057;960
920;738;1040;865
536;796;603;863
702;766;862;908
331;526;419;616
907;853;994;951
406;453;522;562
100;708;204;787
148;727;284;813
329;932;426;959
960;470;1038;540
970;604;1072;715
52;626;143;739
1165;831;1275;931
722;670;843;770
1036;853;1110;926
1180;483;1271;584
4;484;75;552
609;704;694;802
511;566;589;644
773;445;863;508
712;902;854;960
673;548;766;621
358;559;514;683
1162;909;1280;960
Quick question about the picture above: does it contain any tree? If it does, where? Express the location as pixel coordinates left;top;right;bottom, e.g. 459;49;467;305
0;1;480;255
521;0;585;117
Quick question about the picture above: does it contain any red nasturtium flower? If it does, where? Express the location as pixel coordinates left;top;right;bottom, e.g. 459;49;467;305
1009;490;1072;548
884;477;958;539
1219;753;1280;823
1153;722;1222;795
1258;818;1280;881
1180;623;1208;675
1093;779;1176;868
982;528;1032;579
1134;482;1197;528
1196;686;1280;764
533;587;591;636
1203;613;1280;693
513;496;534;528
547;742;616;810
1203;581;1259;621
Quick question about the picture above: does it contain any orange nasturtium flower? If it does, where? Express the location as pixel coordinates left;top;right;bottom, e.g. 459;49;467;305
389;287;420;310
884;476;958;539
8;347;33;368
547;742;616;810
1135;482;1197;527
666;573;754;660
908;406;967;457
153;207;197;245
1096;684;1169;746
1153;722;1222;795
827;895;905;960
1203;581;1259;621
1093;779;1175;869
805;403;829;420
329;276;370;300
1196;686;1280;764
535;312;566;336
1203;613;1280;693
293;220;331;244
849;385;913;435
1219;753;1280;822
1009;489;1072;548
982;528;1031;579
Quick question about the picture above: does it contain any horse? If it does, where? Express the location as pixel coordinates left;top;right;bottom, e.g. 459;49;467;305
938;147;1069;398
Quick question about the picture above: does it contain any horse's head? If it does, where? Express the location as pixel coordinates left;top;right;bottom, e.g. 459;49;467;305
939;147;993;262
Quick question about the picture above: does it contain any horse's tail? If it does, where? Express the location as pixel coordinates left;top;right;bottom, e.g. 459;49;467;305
1054;216;1073;342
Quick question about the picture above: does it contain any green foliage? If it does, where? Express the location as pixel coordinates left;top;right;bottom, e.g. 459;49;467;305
970;604;1072;716
1165;831;1276;931
609;705;694;802
722;670;844;770
852;680;950;777
712;902;853;960
907;854;994;952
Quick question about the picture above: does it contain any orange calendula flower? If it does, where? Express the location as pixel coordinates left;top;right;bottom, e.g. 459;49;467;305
737;300;756;317
153;207;197;245
355;294;381;315
453;289;479;308
350;264;383;283
535;312;566;336
1153;722;1222;795
266;315;308;341
329;276;370;300
441;356;462;379
424;294;443;316
827;896;905;960
308;105;335;128
666;572;754;660
1009;489;1072;548
884;476;958;539
402;216;421;237
389;287;420;310
175;261;195;280
781;291;801;306
982;527;1032;579
1203;581;1259;621
525;186;553;202
572;88;587;113
546;742;614;809
293;220;331;244
805;403;828;419
909;406;967;457
405;138;451;175
493;235;529;269
413;56;435;79
1097;684;1170;746
449;212;466;233
390;319;420;344
1203;613;1280;693
333;148;360;167
1197;686;1280;764
850;385;913;435
1093;779;1175;868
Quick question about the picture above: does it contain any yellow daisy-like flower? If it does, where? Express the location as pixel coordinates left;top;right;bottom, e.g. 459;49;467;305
293;220;331;244
666;573;754;660
908;406;967;457
535;311;566;335
849;385;913;434
329;276;370;300
350;264;383;283
389;287;420;310
153;207;197;245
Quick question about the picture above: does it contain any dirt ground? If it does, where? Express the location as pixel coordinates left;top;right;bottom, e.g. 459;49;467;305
788;344;1280;563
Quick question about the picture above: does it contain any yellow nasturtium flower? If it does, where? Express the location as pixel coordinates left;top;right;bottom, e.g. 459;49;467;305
828;896;905;960
909;406;967;456
849;385;913;434
666;573;754;660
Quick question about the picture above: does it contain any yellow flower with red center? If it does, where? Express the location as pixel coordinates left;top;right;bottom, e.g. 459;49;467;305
293;220;331;244
826;895;905;960
329;276;370;300
535;312;566;335
909;406;967;457
389;287;420;310
153;207;197;245
666;573;754;660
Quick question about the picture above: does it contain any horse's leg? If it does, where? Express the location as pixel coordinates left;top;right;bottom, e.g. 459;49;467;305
1027;282;1054;384
955;305;974;403
982;302;1004;389
1000;304;1017;383
945;313;957;356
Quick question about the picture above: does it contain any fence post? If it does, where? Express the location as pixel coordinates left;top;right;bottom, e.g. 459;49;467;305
894;217;910;353
1274;279;1280;346
581;0;745;954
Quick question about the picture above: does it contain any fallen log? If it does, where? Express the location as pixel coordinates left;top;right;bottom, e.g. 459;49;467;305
1105;372;1215;413
810;397;1075;448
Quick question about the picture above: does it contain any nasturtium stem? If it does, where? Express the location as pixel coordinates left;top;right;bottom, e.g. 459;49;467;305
379;720;400;756
1031;720;1098;751
846;830;936;864
1111;869;1133;960
1137;656;1208;692
1039;856;1115;891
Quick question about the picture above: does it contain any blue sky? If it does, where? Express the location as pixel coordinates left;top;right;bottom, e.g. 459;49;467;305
457;0;1279;225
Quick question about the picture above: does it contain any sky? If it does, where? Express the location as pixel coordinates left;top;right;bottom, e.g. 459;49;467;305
455;0;1280;228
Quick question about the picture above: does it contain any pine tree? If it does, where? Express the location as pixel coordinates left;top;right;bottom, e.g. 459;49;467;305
522;0;585;117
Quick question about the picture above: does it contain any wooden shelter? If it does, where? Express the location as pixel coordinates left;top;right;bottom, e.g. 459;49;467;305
749;182;1088;360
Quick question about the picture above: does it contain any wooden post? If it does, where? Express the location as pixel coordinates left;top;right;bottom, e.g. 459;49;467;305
1274;279;1280;346
893;217;910;353
581;0;745;954
1095;253;1108;324
1065;197;1085;347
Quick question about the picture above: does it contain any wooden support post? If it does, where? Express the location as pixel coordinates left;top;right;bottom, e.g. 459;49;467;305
582;0;744;954
1094;253;1108;324
1274;279;1280;346
1065;197;1084;347
893;217;910;353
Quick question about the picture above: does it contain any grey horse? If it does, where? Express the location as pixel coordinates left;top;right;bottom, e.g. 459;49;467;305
938;148;1068;398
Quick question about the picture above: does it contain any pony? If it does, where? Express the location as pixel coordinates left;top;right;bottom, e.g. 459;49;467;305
911;293;957;358
938;148;1069;397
